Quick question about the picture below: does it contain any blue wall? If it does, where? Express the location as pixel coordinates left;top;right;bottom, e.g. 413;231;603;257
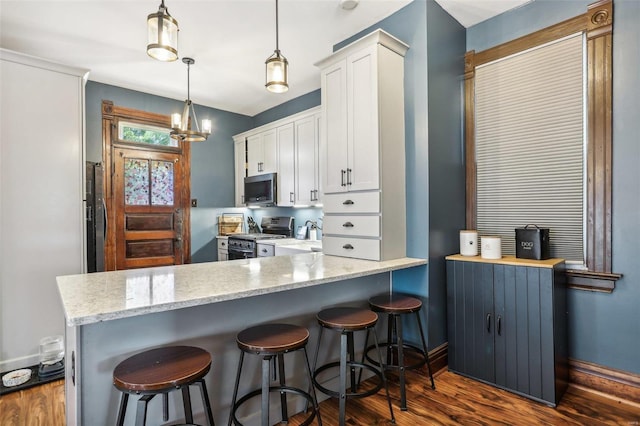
252;89;321;127
468;0;640;374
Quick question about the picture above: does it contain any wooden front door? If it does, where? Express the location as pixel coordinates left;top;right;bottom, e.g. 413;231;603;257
102;100;191;271
113;148;185;269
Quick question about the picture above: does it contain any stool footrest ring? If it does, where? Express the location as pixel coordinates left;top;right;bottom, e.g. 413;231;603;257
364;342;427;371
231;385;317;426
313;361;383;399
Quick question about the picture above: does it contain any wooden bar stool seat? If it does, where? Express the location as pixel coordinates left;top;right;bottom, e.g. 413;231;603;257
312;307;395;426
113;345;215;426
366;293;435;411
229;323;321;426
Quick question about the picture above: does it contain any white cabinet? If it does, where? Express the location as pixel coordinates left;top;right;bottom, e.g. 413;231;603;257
277;123;295;206
316;29;409;261
295;113;321;205
234;139;246;207
247;129;277;176
233;107;321;207
217;236;229;261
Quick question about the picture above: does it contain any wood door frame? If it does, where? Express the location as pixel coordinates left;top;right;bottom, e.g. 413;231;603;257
102;100;191;270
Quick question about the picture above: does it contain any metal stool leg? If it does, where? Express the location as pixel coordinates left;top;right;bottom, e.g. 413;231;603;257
347;331;357;393
195;378;216;426
162;392;169;421
372;329;396;424
339;332;348;426
278;353;289;422
396;314;407;410
228;351;245;426
387;313;394;365
135;394;154;426
261;356;271;426
415;310;435;389
302;346;323;426
182;386;194;424
116;392;129;426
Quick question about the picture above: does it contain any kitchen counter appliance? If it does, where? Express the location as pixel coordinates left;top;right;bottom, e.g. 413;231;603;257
228;216;293;259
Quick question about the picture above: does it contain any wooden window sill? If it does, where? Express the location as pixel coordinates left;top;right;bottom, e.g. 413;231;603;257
566;269;622;293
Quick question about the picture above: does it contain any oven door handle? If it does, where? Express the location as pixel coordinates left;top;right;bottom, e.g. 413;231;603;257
229;248;254;254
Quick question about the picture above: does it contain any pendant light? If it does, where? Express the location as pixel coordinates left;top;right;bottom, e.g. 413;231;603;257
170;58;212;143
265;0;289;93
147;0;179;62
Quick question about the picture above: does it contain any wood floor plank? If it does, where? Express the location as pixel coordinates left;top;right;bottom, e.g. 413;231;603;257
290;369;640;425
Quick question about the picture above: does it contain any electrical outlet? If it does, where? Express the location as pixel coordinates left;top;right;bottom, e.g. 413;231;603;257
191;199;197;207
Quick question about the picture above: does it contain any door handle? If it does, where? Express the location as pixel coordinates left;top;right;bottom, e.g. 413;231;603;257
497;315;502;336
342;244;354;250
347;168;352;185
290;192;294;202
341;169;346;187
342;199;354;205
486;313;491;333
343;222;354;228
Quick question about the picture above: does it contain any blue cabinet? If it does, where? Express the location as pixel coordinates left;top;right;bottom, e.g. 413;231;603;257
446;255;568;406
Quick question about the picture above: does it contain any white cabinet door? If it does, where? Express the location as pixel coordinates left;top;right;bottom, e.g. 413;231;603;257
348;45;380;192
277;123;295;206
247;129;277;176
234;139;246;206
295;115;319;205
321;59;349;194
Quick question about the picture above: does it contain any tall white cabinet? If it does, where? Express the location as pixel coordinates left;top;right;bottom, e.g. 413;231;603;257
316;29;409;261
0;50;87;372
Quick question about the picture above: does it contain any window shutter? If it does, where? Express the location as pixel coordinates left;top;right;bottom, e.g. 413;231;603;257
475;33;584;263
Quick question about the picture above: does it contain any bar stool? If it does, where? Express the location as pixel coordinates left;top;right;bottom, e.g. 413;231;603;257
312;307;395;426
228;323;321;426
113;345;215;426
366;293;435;411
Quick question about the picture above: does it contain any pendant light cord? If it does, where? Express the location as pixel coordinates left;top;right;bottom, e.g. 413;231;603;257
275;0;280;53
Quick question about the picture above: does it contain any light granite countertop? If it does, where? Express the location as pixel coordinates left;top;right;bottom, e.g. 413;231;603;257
57;253;426;327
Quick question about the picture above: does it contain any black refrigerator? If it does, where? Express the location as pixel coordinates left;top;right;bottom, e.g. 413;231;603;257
86;161;105;272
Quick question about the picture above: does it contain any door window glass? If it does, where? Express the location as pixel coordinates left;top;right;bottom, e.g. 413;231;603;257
118;121;177;147
151;160;174;206
124;159;149;205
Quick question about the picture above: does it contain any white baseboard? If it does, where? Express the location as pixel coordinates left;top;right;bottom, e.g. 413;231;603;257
0;353;40;373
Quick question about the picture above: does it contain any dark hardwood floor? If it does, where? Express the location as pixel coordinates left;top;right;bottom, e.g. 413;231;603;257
290;368;640;425
2;368;639;425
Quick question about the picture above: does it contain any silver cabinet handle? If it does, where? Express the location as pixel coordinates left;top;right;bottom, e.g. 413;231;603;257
343;199;354;205
261;248;268;253
310;190;314;201
347;168;352;185
341;169;346;187
342;244;354;250
315;190;319;201
290;192;294;202
343;222;354;228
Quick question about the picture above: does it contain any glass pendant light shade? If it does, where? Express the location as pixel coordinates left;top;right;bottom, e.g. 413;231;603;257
170;58;211;143
266;50;289;93
265;0;288;93
147;0;179;62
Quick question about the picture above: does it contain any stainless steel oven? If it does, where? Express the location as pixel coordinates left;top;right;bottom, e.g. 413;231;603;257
227;216;293;259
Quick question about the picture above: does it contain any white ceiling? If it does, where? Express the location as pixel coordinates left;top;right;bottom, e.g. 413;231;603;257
0;0;532;117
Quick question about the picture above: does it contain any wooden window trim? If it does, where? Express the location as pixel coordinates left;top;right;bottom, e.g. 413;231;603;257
464;0;621;292
101;100;192;270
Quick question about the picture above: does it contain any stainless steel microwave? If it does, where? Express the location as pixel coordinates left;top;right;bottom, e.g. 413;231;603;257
244;173;277;206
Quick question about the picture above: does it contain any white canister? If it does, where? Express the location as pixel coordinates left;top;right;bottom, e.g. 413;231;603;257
459;230;478;256
481;236;502;259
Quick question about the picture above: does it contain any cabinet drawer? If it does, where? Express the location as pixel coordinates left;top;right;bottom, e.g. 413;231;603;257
323;215;380;237
322;236;380;261
217;238;229;251
323;192;380;214
257;244;275;257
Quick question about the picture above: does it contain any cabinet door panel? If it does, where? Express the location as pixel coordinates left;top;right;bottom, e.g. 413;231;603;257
474;262;495;383
234;140;246;206
262;129;277;174
515;266;530;393
295;116;317;204
322;59;348;194
277;123;295;206
495;265;518;390
526;267;543;399
539;268;556;404
247;134;262;176
348;45;379;191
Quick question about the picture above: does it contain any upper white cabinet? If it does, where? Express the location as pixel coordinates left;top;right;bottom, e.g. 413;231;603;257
247;129;276;176
234;139;246;207
316;29;409;261
233;107;321;207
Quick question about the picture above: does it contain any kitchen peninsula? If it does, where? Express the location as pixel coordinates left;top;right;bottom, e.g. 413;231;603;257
57;253;426;425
